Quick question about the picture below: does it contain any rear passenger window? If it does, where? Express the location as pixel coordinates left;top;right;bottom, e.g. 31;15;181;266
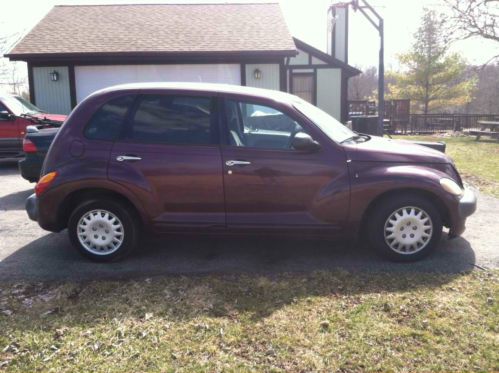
85;95;134;141
128;95;216;145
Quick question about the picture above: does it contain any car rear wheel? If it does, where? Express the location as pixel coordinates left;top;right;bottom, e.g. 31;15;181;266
68;199;139;262
367;194;442;262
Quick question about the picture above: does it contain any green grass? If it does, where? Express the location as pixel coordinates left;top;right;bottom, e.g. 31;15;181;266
0;271;497;372
393;135;499;197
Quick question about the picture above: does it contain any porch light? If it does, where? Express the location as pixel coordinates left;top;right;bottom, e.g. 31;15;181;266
49;70;59;82
253;68;262;80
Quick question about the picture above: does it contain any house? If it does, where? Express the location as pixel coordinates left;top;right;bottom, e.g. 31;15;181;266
6;3;360;121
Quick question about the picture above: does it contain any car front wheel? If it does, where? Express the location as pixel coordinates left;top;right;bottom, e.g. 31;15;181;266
367;194;443;262
68;199;139;262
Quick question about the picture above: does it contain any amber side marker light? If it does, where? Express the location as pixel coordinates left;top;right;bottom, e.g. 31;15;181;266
35;172;58;197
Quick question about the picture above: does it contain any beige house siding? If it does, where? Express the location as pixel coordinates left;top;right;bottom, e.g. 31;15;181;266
317;68;342;120
33;66;72;114
245;64;280;91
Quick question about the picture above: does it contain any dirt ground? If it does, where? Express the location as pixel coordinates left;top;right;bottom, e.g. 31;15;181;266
0;160;498;282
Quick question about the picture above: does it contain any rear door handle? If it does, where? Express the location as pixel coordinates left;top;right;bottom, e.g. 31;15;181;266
116;155;142;162
225;160;251;167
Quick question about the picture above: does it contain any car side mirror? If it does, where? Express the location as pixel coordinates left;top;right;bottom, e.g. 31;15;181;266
291;132;321;152
0;111;14;121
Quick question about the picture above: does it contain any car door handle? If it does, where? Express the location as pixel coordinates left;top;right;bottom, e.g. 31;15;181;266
116;155;142;162
225;160;251;167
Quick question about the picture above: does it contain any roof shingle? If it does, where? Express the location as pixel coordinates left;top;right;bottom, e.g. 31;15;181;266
7;3;296;58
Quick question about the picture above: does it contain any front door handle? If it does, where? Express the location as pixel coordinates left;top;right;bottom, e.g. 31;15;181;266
225;160;251;167
116;155;142;162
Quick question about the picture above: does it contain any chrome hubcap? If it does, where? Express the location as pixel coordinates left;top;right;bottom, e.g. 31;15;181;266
384;206;433;254
77;209;124;255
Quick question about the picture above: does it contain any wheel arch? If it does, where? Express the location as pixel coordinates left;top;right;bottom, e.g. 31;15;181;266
57;187;145;230
358;187;450;242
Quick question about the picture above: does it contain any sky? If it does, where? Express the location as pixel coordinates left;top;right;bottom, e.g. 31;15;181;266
1;0;498;72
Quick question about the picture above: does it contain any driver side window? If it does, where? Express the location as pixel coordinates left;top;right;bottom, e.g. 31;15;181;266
225;99;306;150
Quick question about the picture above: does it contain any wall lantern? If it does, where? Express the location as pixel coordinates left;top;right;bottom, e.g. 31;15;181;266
49;70;59;82
253;68;262;80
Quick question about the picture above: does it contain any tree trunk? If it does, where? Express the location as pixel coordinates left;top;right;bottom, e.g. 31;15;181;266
423;81;430;127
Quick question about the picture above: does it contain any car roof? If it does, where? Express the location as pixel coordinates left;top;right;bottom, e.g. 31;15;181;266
90;82;298;104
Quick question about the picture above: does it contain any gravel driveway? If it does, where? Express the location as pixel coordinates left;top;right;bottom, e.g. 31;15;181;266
0;160;498;281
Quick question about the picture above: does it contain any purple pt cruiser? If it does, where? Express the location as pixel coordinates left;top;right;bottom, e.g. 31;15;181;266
26;83;476;262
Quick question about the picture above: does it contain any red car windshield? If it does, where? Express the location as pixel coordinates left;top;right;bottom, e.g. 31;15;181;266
1;95;43;116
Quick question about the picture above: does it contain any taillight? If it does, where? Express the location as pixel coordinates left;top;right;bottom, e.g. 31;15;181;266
23;138;37;153
35;172;58;197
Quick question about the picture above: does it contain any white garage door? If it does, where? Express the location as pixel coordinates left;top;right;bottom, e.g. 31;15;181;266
75;64;241;103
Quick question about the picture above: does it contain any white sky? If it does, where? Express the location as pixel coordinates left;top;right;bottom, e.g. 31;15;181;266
1;0;498;70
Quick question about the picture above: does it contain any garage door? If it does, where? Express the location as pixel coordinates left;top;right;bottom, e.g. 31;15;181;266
75;64;241;103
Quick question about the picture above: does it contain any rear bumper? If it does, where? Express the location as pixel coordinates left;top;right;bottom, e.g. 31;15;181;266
26;193;38;221
18;156;43;182
449;188;477;238
25;193;64;231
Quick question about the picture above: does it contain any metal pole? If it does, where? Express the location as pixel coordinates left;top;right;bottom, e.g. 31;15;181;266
330;0;384;134
378;18;384;136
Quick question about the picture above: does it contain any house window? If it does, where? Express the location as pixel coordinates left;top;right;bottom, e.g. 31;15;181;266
291;73;315;104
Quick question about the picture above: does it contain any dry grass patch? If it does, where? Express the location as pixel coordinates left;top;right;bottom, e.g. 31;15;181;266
0;270;497;372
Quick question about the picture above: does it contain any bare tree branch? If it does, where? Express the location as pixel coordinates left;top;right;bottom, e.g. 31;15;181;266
0;28;27;95
444;0;499;44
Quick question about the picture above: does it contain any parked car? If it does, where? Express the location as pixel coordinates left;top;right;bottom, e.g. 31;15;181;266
25;83;476;262
19;126;59;182
0;93;66;159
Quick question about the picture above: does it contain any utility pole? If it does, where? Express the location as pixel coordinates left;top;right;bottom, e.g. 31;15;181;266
330;0;385;134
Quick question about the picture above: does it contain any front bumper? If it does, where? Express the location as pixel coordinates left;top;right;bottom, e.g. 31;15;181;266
459;187;477;218
449;187;477;238
25;193;38;222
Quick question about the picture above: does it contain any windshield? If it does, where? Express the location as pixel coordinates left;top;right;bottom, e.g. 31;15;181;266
15;96;44;114
1;96;42;116
293;99;355;143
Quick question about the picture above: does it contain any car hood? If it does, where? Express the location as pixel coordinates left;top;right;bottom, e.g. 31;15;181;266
344;136;451;164
31;113;67;124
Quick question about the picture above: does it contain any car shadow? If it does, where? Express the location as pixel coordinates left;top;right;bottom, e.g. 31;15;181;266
0;231;477;283
0;188;33;210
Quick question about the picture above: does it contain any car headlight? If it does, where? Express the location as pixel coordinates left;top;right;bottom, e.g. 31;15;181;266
440;178;463;197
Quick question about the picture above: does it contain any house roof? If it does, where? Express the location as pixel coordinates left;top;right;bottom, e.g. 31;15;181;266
293;38;361;77
6;3;297;60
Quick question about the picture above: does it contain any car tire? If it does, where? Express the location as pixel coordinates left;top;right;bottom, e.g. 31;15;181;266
367;193;442;262
68;199;139;262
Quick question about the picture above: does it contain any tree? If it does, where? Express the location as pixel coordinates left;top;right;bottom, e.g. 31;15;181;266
445;0;499;44
348;66;378;101
0;30;27;95
467;62;499;113
444;0;499;65
388;9;475;114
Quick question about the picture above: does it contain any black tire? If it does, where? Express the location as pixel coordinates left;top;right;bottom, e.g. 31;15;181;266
68;199;140;262
367;193;442;262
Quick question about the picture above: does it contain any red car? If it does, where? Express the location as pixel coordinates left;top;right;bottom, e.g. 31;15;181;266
25;83;476;262
0;93;66;158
